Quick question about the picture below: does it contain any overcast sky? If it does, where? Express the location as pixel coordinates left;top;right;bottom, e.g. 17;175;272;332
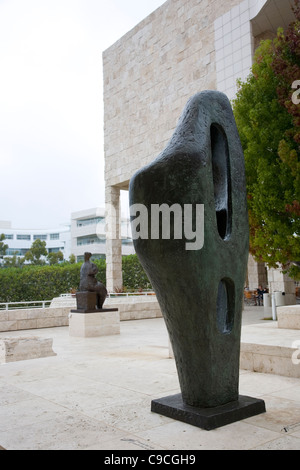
0;0;166;229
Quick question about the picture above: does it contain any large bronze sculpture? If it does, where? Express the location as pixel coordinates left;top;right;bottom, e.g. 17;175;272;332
129;91;265;430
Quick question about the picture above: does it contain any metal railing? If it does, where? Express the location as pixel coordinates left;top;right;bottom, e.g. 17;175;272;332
0;292;156;310
60;291;155;298
107;291;155;298
0;300;52;311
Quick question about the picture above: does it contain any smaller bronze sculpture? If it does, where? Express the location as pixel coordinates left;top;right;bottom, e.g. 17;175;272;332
79;252;107;309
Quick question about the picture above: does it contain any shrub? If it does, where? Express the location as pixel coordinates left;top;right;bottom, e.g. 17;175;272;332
122;254;152;291
0;255;150;303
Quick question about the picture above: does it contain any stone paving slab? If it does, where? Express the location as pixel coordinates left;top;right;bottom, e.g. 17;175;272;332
0;309;299;450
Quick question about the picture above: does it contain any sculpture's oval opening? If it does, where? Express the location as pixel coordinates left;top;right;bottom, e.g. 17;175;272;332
217;278;235;334
211;124;232;240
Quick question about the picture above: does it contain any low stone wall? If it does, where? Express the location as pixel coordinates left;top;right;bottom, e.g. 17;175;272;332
240;342;300;379
0;307;70;332
0;297;162;332
106;297;162;321
50;295;162;322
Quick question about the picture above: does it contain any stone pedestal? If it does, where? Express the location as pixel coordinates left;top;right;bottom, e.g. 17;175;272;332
69;309;120;337
0;336;56;363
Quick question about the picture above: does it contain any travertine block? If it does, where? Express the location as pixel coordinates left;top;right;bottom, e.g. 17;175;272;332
0;336;56;363
277;305;300;330
0;307;71;332
240;343;300;378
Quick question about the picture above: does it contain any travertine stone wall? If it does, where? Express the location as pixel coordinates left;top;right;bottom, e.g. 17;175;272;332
0;298;162;332
103;0;242;189
103;0;242;290
0;307;71;332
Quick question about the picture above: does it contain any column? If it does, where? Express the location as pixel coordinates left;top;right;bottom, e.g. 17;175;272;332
247;254;267;290
105;185;122;292
267;267;296;305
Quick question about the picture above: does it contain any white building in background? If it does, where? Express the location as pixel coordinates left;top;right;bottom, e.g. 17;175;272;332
0;209;134;264
0;220;71;261
71;208;134;262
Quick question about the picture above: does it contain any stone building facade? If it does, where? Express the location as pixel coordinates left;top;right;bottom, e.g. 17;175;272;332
103;0;295;299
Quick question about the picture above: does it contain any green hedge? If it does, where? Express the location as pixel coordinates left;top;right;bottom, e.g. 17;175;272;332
0;255;151;303
122;254;152;292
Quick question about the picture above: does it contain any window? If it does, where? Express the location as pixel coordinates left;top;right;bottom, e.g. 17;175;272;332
6;248;28;256
50;233;60;240
33;235;47;240
4;234;13;240
48;247;63;253
17;234;31;241
77;235;105;246
121;238;133;246
76;217;104;227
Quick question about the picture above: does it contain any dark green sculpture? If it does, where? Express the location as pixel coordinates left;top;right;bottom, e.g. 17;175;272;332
129;91;265;429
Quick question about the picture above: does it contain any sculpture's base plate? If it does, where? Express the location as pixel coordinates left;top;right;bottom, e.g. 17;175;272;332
151;394;266;431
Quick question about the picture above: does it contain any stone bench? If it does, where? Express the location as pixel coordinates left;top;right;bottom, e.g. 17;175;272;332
0;336;56;363
277;305;300;330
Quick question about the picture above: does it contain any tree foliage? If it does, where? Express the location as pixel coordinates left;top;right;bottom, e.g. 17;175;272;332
0;234;8;258
122;254;152;291
47;251;64;265
24;239;48;265
232;1;300;279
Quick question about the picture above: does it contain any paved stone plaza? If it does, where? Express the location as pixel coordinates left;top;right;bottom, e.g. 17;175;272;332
0;307;300;450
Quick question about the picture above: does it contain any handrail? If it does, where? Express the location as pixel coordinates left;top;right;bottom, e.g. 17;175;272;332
60;291;156;298
0;300;52;311
107;292;155;297
0;292;156;310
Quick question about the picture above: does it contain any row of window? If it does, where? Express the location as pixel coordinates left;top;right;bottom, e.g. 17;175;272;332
76;217;105;228
77;236;106;246
3;233;60;241
6;247;64;256
77;236;133;246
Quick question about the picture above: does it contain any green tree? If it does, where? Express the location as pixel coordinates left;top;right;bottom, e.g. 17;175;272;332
232;1;300;279
0;234;8;260
3;254;25;267
69;253;76;264
47;251;64;265
25;239;48;265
